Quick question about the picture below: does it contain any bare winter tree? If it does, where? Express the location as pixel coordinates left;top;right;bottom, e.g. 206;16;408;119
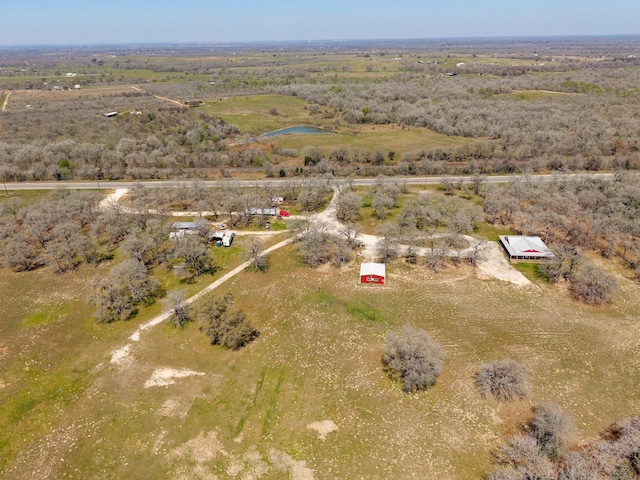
168;290;191;327
489;413;640;479
382;325;444;392
173;235;214;278
112;258;160;304
375;223;399;263
474;359;529;401
296;219;354;268
488;434;556;480
335;190;361;223
568;263;617;305
247;238;269;271
197;294;259;350
338;222;362;249
467;237;487;266
2;233;41;271
528;402;576;460
90;275;132;324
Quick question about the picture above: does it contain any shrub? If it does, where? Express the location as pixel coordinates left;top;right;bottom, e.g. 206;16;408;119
528;402;576;460
488;434;555;480
568;263;617;305
197;294;259;350
605;416;640;475
474;359;529;401
382;325;444;392
168;291;191;328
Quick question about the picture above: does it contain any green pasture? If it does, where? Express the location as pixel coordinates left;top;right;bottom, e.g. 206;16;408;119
272;125;475;154
0;231;288;473
502;89;575;101
473;221;514;241
0;190;55;204
200;94;316;134
2;244;637;479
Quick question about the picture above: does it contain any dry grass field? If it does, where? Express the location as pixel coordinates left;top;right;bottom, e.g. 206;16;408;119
1;241;639;479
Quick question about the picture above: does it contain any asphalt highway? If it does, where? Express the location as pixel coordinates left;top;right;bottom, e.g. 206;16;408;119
2;172;625;191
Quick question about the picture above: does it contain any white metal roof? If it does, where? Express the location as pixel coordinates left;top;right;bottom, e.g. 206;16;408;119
360;262;386;277
499;235;554;258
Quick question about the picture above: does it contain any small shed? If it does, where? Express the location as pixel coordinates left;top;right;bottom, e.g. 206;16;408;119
498;235;554;261
360;263;386;285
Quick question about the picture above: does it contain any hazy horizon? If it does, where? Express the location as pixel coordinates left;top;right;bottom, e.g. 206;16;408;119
3;0;640;47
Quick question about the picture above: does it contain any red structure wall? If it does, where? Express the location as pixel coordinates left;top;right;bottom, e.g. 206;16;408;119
360;275;384;285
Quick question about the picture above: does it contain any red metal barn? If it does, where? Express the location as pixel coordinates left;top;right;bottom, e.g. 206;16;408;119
360;263;386;285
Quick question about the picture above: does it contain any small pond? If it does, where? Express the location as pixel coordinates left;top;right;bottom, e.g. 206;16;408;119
260;126;334;138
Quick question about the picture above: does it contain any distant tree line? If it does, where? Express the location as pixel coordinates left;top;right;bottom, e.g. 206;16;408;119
3;50;640;181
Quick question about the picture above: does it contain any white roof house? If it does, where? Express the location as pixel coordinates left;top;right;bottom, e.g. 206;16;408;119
360;263;386;284
498;235;554;260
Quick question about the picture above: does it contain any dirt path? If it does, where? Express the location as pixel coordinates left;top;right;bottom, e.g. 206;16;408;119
131;86;186;107
1;91;10;112
98;188;129;210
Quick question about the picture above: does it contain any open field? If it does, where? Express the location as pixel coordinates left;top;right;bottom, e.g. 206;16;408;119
200;94;320;134
200;93;476;151
2;240;640;479
272;124;475;154
502;89;578;101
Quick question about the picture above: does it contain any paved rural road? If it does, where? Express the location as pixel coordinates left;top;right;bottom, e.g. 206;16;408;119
2;172;627;191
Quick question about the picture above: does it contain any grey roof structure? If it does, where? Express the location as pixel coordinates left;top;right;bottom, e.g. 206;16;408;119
171;222;198;230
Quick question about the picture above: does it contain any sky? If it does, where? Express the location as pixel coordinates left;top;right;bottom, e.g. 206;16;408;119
2;0;639;46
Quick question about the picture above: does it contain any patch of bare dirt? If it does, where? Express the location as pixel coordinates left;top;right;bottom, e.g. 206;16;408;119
167;430;315;480
476;242;531;286
268;449;315;480
306;420;338;440
144;367;206;388
226;445;271;478
156;397;195;418
169;430;226;463
109;344;132;365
